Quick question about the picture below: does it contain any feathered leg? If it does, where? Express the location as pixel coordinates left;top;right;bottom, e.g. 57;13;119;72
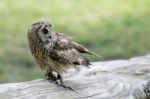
45;71;85;96
45;71;63;86
45;71;74;90
45;71;57;81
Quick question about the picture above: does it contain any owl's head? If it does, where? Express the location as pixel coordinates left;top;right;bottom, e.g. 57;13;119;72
28;21;53;43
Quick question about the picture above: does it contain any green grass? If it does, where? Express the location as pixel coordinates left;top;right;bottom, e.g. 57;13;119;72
0;0;150;83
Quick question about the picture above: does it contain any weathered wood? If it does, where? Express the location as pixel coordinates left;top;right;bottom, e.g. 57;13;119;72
0;55;150;99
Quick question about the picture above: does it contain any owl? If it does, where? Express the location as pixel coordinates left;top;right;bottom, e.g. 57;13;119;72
27;21;94;87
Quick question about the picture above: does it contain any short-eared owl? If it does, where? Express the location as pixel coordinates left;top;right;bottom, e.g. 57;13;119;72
28;21;94;87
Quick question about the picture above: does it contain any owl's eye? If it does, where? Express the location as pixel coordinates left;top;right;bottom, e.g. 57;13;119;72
42;29;48;35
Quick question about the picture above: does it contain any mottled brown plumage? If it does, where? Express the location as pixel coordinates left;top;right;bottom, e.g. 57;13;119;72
27;21;93;86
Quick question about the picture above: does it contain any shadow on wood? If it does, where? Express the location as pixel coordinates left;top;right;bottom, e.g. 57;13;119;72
0;55;150;99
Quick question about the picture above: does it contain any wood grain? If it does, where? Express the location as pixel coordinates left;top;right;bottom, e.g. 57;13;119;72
0;55;150;99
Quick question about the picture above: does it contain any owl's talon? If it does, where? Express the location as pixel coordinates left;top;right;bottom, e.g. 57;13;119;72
45;72;72;90
46;72;74;91
55;79;61;86
46;72;64;86
45;72;57;81
57;74;63;83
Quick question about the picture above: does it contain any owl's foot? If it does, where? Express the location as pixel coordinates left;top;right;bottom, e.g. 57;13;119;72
45;72;57;81
55;74;63;86
45;72;63;85
45;72;73;90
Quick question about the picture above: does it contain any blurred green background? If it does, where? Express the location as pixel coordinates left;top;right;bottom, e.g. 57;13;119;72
0;0;150;83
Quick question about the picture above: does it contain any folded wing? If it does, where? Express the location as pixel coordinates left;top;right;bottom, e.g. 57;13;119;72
49;33;91;67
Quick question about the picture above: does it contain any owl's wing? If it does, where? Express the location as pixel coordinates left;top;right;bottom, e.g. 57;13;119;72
54;33;93;54
72;42;102;58
72;42;93;54
50;48;90;66
49;33;91;66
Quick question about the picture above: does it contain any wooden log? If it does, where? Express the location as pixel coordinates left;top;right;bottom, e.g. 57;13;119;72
0;55;150;99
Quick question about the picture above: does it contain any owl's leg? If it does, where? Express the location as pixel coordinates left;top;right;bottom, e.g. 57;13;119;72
56;74;63;84
45;71;63;85
46;72;76;92
45;71;73;90
46;72;84;96
45;71;57;81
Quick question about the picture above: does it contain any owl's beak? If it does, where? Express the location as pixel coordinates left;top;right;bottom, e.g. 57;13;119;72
47;32;53;41
48;35;52;39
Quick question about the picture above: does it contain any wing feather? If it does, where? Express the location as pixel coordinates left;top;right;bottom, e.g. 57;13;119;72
72;42;93;54
49;33;91;67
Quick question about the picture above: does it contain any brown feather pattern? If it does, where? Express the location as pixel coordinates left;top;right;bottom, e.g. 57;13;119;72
28;21;92;74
